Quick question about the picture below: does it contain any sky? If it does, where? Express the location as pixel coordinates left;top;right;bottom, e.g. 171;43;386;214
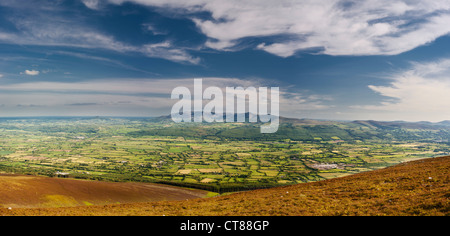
1;0;450;121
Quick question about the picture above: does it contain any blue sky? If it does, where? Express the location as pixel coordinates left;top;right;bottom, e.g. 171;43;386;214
1;0;450;121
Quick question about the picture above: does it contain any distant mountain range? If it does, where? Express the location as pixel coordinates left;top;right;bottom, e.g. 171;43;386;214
1;114;450;129
129;113;450;142
351;120;450;130
1;115;449;142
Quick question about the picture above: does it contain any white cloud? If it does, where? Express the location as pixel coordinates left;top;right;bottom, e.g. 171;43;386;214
22;70;40;76
81;0;101;10
356;59;450;122
0;77;330;117
108;0;450;57
143;42;201;64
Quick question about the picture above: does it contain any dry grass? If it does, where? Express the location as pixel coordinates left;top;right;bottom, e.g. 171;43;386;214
1;156;449;216
0;175;208;210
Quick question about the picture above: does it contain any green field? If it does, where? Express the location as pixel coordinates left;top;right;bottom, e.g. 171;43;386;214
0;117;449;193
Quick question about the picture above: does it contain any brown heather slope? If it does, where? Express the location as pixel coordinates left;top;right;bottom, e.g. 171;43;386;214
0;174;208;209
1;156;449;216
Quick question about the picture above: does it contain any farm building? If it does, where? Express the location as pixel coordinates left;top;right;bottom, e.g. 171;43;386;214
55;172;70;178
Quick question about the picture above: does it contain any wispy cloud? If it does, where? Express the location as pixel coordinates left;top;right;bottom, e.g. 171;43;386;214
0;0;199;64
108;0;450;57
143;23;169;36
53;51;159;75
143;42;201;65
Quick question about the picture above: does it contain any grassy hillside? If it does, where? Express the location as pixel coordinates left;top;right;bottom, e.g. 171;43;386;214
2;156;448;216
0;174;209;209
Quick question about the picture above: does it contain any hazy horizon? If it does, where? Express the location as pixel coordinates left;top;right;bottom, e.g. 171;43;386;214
0;114;448;124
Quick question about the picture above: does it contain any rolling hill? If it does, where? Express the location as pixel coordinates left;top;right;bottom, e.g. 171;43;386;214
1;156;448;216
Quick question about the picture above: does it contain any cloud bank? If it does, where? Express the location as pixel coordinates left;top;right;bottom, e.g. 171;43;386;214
0;77;330;117
357;58;450;122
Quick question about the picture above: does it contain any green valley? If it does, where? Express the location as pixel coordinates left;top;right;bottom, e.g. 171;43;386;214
0;116;449;193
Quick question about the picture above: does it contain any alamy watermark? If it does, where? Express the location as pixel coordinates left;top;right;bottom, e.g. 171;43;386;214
171;79;280;134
